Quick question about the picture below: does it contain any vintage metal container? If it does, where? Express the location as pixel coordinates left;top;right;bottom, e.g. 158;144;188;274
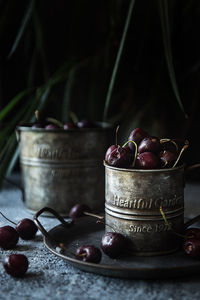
16;123;112;215
104;163;185;256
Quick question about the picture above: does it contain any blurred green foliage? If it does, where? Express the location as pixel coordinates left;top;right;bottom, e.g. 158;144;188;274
0;0;200;184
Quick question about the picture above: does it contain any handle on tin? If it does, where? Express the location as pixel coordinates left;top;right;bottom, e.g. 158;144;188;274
34;207;74;243
184;214;200;230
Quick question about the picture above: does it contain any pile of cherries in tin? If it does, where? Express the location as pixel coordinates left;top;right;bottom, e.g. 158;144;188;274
0;212;38;277
105;127;189;169
67;204;200;263
20;110;100;130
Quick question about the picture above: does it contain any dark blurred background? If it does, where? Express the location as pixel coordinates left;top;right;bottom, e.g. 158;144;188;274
0;0;200;181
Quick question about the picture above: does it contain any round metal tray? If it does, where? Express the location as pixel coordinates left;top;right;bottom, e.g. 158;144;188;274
43;216;200;279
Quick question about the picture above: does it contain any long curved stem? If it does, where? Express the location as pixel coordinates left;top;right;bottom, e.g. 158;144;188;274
103;0;136;121
0;211;17;226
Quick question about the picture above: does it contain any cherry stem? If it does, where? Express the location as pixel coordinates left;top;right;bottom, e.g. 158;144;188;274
83;211;104;220
159;206;191;239
122;140;138;167
35;110;40;121
172;140;189;168
96;219;116;232
46;117;63;128
115;125;120;145
160;138;179;152
186;163;200;172
57;243;76;257
0;211;17;226
69;111;79;124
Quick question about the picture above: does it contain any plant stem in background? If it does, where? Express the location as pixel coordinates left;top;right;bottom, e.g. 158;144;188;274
103;0;136;122
158;0;188;119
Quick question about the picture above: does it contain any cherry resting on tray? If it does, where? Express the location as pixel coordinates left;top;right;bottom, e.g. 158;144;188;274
3;254;29;277
101;232;127;258
69;204;91;219
76;245;102;263
0;226;19;249
183;227;200;258
0;211;38;240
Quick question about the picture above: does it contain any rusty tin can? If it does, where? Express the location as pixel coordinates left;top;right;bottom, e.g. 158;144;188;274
16;123;112;215
104;163;185;256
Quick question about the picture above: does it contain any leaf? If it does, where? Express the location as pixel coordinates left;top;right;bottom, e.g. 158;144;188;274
103;0;136;122
8;0;35;58
0;90;27;122
158;0;188;118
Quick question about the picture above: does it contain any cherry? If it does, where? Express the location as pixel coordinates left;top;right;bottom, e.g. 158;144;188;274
185;227;200;240
135;152;160;169
128;128;149;151
101;232;127;258
69;203;91;219
0;211;38;240
138;136;161;154
76;245;102;263
105;145;118;163
159;150;178;168
0;226;19;249
45;124;60;130
69;203;104;220
77;120;97;128
105;145;134;168
183;238;200;258
31;123;44;129
16;218;38;240
3;254;29;277
63;122;77;130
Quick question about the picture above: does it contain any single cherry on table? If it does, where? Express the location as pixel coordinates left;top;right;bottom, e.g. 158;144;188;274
3;254;29;277
0;211;38;240
0;225;19;249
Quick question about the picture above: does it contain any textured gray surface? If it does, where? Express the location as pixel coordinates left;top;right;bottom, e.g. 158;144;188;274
0;176;200;300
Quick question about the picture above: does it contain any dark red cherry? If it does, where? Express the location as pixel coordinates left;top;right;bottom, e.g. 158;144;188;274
128;128;149;150
136;152;160;169
69;203;91;219
101;232;127;258
105;145;118;162
3;254;29;277
45;124;60;130
16;218;38;240
76;245;102;263
185;228;200;240
159;150;178;168
0;226;19;249
138;136;161;154
77;120;97;128
63;122;77;130
31;123;44;128
105;146;134;168
183;238;200;258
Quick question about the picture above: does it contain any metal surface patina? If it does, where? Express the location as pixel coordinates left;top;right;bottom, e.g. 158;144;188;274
17;123;112;215
104;163;185;256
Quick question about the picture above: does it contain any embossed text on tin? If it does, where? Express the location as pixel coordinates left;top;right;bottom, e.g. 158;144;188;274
129;222;172;233
112;194;182;209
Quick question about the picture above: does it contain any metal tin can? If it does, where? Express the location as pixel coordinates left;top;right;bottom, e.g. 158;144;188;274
104;163;185;256
16;123;112;215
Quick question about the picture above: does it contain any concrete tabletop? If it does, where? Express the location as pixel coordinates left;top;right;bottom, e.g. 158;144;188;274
0;175;200;300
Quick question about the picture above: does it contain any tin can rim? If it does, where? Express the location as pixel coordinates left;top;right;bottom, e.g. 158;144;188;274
103;161;185;173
